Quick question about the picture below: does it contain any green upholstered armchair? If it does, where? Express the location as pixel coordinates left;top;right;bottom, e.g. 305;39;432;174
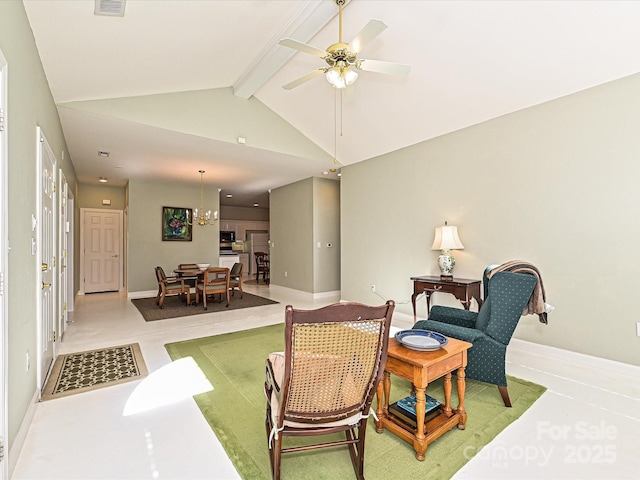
413;270;537;407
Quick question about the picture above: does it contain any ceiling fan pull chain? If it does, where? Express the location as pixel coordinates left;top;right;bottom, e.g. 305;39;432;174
337;0;345;43
340;88;344;137
334;88;339;163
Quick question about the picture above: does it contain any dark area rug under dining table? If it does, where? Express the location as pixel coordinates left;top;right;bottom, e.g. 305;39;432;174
131;292;279;321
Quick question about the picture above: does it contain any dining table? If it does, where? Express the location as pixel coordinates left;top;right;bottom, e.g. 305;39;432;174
174;267;230;306
173;267;204;277
173;268;204;305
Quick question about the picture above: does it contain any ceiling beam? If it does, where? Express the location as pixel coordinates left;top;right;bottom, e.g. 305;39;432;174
232;0;346;99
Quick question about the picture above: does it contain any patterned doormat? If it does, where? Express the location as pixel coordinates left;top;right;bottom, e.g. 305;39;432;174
41;343;148;401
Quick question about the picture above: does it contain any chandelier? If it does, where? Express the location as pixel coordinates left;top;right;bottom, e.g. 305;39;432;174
188;170;218;226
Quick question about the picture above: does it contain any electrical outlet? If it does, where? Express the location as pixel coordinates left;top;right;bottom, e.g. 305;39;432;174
371;284;376;293
26;350;30;371
284;271;288;277
637;322;640;337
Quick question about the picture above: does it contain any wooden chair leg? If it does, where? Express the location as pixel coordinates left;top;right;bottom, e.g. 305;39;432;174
273;434;282;480
343;423;366;480
498;385;512;407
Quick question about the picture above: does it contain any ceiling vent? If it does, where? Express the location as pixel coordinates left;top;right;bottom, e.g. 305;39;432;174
94;0;126;17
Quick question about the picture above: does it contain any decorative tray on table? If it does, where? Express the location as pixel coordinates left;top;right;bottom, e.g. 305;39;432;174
395;329;448;351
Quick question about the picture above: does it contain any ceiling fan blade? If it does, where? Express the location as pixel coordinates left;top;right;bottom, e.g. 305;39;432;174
356;59;411;76
349;19;387;54
279;38;328;58
282;68;327;90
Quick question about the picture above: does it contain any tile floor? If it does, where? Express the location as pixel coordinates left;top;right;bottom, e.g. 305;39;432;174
11;282;640;479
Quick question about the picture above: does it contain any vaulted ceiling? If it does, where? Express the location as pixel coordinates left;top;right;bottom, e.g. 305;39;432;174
23;0;640;207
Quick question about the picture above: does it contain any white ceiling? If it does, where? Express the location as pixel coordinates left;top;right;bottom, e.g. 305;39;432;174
23;0;640;207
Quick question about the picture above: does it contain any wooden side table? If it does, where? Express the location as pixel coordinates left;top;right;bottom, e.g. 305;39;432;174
411;275;482;322
375;337;472;460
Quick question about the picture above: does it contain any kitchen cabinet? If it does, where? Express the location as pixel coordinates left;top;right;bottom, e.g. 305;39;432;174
233;220;269;241
219;255;239;270
236;223;246;241
220;221;236;232
238;253;249;275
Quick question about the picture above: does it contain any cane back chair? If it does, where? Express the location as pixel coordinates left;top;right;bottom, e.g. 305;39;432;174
265;300;395;479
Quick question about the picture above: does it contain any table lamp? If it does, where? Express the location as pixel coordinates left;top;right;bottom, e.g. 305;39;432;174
431;222;465;280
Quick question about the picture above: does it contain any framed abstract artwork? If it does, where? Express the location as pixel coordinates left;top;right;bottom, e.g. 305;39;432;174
162;207;192;241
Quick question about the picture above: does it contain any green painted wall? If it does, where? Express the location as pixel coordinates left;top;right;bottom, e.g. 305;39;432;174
59;88;331;161
341;73;640;366
270;179;314;292
127;180;221;292
313;178;340;293
220;205;269;221
0;0;78;454
78;184;126;210
270;177;339;294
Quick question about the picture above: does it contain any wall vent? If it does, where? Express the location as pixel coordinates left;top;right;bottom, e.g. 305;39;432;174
94;0;126;17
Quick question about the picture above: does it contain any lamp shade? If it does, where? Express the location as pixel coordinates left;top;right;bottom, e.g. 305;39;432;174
431;225;464;251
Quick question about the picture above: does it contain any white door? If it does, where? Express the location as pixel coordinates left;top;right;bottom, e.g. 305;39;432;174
37;127;57;389
66;196;75;313
58;170;68;337
82;209;122;293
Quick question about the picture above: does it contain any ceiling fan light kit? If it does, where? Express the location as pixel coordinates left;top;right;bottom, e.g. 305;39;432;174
326;64;358;89
279;0;410;90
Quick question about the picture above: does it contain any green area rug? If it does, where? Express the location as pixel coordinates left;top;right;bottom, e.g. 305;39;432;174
165;324;546;480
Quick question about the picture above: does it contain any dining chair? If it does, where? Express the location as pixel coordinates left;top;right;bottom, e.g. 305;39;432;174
229;262;244;298
255;252;269;284
195;267;230;309
178;263;199;296
155;266;190;308
265;300;395;480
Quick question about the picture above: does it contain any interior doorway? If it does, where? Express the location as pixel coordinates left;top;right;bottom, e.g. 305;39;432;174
58;170;69;338
80;209;123;294
37;127;57;390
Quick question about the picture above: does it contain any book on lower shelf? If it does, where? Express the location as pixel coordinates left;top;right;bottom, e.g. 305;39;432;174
388;393;441;429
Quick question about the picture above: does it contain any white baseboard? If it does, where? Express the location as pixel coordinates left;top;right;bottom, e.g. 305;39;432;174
510;337;640;379
8;389;39;477
312;289;341;299
128;290;156;299
268;284;340;301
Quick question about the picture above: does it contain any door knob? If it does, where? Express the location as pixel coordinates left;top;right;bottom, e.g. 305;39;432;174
112;254;119;258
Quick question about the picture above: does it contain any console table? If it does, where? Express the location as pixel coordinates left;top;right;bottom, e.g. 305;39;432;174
411;276;481;322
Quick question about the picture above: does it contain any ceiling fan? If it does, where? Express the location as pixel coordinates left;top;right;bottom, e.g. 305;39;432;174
279;0;411;90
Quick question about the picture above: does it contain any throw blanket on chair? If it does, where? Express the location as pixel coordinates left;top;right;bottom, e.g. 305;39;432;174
487;260;550;324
